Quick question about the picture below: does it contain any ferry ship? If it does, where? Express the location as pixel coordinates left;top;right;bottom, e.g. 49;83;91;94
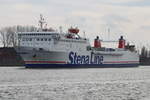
15;15;139;68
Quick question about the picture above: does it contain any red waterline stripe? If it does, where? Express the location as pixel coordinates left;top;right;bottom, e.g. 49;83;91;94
104;61;139;64
25;61;66;64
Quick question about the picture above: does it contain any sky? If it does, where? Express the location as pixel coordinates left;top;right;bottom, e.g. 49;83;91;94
0;0;150;49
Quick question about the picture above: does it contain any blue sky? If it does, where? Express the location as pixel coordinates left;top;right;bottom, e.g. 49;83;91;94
0;0;150;48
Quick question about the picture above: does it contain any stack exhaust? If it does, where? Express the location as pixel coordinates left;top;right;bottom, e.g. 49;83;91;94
118;36;125;48
94;36;101;48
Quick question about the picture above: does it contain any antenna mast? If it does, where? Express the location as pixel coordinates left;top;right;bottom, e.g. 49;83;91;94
108;28;110;41
59;26;63;33
39;14;46;30
83;31;86;39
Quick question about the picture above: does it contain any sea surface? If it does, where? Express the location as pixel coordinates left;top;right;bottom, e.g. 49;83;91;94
0;66;150;100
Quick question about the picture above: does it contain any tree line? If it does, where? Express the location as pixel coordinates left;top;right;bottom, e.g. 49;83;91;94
0;25;38;47
140;46;150;58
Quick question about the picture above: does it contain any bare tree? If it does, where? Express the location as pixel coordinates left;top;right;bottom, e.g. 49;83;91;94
0;31;6;47
0;25;38;47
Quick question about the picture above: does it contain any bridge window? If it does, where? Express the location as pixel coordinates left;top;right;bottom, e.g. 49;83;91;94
26;38;29;41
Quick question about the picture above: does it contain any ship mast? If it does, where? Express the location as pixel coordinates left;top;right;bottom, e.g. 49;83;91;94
39;14;46;30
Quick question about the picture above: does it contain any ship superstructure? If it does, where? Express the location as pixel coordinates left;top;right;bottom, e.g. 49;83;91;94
15;15;139;68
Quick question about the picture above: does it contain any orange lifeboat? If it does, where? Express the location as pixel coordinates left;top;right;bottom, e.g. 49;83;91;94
68;27;79;34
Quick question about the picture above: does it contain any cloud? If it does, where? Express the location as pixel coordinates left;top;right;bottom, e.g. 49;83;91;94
0;0;49;5
116;0;150;7
97;0;150;7
140;26;150;30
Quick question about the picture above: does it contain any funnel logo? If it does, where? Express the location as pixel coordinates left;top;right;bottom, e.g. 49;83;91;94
69;52;103;64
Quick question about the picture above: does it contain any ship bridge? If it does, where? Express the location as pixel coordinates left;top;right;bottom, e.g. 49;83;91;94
18;31;90;52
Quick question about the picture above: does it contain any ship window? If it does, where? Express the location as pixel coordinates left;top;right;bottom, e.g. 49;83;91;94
44;38;47;41
48;38;51;41
41;38;43;41
29;38;32;41
22;38;25;41
37;38;39;41
27;38;29;41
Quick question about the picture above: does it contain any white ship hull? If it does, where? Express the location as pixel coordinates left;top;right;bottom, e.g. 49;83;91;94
15;17;139;68
15;46;139;68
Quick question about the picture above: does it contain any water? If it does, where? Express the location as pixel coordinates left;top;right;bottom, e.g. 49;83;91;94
0;66;150;100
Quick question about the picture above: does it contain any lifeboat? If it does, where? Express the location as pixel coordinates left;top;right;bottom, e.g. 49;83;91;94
68;27;79;34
